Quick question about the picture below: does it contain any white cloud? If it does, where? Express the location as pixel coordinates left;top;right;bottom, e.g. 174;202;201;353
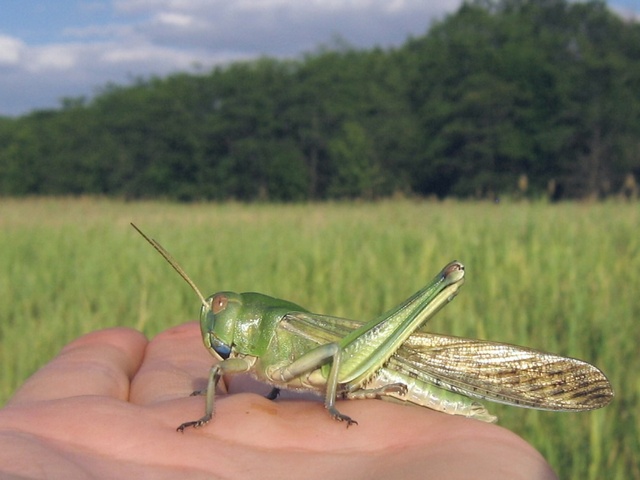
130;0;460;55
29;44;79;71
113;0;193;14
99;42;199;67
0;35;25;66
153;12;197;27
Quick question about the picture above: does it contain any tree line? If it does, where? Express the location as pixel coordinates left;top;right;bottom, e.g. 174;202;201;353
1;0;639;201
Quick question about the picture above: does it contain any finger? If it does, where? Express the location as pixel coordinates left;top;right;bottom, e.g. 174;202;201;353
7;328;148;405
129;322;216;405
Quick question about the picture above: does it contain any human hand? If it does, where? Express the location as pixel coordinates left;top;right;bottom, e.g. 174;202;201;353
0;322;557;479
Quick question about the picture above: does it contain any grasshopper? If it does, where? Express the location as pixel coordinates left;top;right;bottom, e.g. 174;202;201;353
132;225;613;431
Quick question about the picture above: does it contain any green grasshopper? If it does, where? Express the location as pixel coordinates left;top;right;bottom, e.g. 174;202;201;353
132;225;613;431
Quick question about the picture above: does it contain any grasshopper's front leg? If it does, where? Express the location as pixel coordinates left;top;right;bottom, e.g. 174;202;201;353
177;357;253;432
269;342;357;426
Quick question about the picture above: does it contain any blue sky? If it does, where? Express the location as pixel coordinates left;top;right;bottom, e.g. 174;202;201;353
1;0;638;116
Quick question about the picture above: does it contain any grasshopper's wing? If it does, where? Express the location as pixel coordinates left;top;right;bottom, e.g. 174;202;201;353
280;312;358;345
391;332;614;411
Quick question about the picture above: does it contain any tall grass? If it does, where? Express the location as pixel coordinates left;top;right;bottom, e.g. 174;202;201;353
0;198;636;478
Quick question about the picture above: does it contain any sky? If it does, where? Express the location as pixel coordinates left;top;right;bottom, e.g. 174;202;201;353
1;0;638;117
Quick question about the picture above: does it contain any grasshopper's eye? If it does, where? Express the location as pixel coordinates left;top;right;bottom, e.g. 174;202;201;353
211;294;228;314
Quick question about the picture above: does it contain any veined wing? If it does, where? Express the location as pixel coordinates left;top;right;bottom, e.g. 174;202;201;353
281;313;613;411
392;332;614;411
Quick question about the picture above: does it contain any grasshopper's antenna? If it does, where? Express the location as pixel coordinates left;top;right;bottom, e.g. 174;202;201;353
131;223;209;310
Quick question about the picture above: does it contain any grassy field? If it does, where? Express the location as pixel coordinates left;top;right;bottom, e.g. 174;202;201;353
0;198;636;478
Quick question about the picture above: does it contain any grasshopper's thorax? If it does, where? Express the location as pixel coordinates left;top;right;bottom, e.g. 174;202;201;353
200;291;308;360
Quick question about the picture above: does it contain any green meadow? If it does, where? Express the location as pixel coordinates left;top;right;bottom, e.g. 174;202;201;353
0;198;637;478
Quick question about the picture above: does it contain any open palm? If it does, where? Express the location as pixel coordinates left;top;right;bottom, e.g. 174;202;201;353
0;322;557;479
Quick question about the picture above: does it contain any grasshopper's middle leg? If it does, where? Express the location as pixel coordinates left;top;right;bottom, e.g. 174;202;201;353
269;342;357;426
265;387;280;400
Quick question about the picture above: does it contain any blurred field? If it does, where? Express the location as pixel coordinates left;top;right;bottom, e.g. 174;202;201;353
0;197;636;478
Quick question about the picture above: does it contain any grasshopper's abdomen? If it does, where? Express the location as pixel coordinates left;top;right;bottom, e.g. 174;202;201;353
368;367;498;423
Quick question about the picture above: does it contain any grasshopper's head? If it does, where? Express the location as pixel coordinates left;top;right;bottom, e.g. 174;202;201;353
132;224;241;361
200;292;243;360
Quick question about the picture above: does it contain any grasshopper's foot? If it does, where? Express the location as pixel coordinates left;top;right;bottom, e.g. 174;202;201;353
176;414;212;432
328;406;358;427
382;383;408;396
190;389;205;397
265;387;281;400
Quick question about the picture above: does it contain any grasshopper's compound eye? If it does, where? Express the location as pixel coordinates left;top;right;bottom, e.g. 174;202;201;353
211;294;228;314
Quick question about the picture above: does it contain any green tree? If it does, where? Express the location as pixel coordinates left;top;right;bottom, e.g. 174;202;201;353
1;0;638;200
328;121;382;199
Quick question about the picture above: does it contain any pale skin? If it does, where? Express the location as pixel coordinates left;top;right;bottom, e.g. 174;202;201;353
0;322;558;480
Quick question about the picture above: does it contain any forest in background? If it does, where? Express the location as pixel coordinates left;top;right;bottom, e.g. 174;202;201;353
0;0;639;201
